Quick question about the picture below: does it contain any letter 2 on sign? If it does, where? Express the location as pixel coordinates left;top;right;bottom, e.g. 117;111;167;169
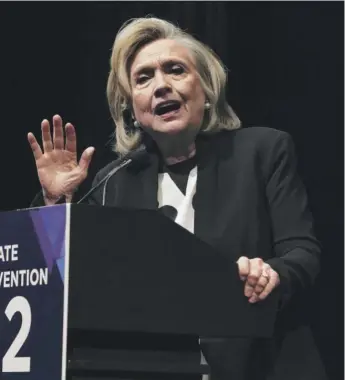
2;296;31;373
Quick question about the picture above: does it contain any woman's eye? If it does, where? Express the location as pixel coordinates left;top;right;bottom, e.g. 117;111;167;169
170;65;184;75
137;75;149;84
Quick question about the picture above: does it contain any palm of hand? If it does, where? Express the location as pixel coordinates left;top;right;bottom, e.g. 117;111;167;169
28;115;95;203
36;150;82;198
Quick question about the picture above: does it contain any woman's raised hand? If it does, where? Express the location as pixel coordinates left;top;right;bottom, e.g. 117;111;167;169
28;115;95;205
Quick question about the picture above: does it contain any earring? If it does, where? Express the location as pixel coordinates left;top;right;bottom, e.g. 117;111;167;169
124;118;140;134
204;102;211;110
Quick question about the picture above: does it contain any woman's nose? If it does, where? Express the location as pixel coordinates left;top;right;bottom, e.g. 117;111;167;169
153;73;172;98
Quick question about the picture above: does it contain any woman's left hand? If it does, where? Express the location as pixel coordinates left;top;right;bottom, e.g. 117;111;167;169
237;257;280;303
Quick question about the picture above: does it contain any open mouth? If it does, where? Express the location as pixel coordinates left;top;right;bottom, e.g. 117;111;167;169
154;100;181;116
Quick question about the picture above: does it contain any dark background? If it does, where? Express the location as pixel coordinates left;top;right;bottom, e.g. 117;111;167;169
0;2;343;379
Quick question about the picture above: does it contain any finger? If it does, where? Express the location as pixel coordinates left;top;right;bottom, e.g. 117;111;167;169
246;258;264;287
244;280;255;298
53;115;64;150
78;147;95;171
65;123;77;153
253;274;269;294
237;256;250;281
253;264;271;294
245;258;264;298
258;269;280;301
27;132;43;160
41;119;53;152
248;293;259;303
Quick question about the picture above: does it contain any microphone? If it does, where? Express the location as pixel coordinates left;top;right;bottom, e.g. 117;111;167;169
77;144;149;205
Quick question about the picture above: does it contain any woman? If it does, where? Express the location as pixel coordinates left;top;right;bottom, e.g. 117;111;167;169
28;17;327;380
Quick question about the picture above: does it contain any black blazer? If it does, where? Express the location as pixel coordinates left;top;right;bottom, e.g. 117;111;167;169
86;126;327;380
31;126;328;380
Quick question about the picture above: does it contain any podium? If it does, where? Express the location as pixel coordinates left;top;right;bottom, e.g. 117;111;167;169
0;204;279;380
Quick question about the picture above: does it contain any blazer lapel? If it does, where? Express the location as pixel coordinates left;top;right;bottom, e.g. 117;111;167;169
105;150;159;211
194;134;222;246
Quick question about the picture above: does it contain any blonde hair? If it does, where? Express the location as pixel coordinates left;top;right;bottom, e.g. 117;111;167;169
107;17;241;156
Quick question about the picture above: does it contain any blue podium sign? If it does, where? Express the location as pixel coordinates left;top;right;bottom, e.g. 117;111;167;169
0;204;70;380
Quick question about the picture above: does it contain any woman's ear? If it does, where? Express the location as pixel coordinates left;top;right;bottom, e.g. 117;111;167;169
122;107;132;126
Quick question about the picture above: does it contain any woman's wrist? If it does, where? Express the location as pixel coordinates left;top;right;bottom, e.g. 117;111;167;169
42;189;65;206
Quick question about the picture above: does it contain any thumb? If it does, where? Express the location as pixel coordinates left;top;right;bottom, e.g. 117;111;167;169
79;147;95;171
237;256;250;281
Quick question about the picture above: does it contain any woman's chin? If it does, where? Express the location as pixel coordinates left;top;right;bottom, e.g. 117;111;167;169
153;120;190;135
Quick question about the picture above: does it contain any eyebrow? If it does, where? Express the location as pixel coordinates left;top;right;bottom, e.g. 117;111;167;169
132;58;189;77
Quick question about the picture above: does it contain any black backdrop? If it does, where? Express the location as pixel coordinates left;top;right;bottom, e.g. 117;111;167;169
0;2;343;379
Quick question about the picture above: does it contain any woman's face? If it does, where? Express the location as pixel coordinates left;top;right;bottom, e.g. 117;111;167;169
129;39;206;137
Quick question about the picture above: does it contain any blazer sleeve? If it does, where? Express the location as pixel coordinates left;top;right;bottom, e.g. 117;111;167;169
263;132;321;307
